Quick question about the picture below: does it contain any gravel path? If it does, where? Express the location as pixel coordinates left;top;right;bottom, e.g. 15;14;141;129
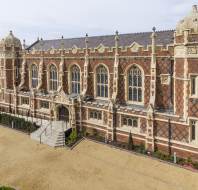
0;126;198;190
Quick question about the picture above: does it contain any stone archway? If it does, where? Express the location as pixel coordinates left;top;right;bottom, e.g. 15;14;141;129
57;105;69;122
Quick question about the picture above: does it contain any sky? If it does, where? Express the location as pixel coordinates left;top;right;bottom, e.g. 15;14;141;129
0;0;196;44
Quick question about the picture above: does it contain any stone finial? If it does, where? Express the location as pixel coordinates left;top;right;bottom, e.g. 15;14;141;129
85;33;88;55
151;27;157;38
85;33;88;44
192;5;198;13
115;30;119;41
115;30;119;55
61;35;64;50
23;39;26;49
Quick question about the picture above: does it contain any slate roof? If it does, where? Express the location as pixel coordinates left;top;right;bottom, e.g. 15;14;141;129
27;30;174;51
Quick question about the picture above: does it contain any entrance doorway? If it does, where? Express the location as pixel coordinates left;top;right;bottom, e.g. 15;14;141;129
58;105;69;122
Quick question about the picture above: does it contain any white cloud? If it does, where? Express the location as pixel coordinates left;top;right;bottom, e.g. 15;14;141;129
0;0;196;44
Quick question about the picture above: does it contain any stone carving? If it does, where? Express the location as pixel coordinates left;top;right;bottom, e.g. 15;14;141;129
160;74;170;85
130;42;140;52
0;31;22;48
97;44;105;53
187;46;198;54
176;5;198;34
50;47;55;54
19;58;26;89
174;46;185;57
58;57;64;91
37;58;44;90
72;45;78;54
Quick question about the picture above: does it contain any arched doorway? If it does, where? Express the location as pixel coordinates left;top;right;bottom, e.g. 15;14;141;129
58;105;69;122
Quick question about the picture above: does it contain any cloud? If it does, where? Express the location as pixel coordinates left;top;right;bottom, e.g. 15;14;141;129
0;0;196;44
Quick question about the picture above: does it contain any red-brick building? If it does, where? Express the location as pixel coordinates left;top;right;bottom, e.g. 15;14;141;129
0;5;198;159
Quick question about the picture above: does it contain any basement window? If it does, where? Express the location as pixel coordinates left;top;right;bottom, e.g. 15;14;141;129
123;117;138;128
21;97;29;105
40;101;49;109
191;75;198;97
89;110;102;120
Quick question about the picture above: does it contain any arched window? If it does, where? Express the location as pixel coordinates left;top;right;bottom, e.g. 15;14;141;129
128;65;143;102
31;64;38;88
49;65;58;91
71;65;80;94
96;65;108;98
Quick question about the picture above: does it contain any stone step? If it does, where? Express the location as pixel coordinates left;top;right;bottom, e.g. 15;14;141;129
30;121;71;147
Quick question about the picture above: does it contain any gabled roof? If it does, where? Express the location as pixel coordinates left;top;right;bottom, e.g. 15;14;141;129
27;30;174;51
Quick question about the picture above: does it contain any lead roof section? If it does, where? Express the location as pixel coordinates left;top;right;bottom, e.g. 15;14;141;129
27;30;174;51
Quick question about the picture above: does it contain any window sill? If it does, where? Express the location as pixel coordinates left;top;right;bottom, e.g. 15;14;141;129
19;104;30;109
95;97;109;101
189;96;198;99
88;118;103;124
37;108;50;113
190;141;198;146
117;126;141;134
126;101;144;106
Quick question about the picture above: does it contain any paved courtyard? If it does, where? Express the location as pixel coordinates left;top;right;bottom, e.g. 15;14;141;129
0;126;198;190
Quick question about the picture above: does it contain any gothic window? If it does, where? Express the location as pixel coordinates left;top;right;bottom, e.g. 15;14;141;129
40;100;49;109
190;120;198;143
128;65;143;103
21;97;29;105
122;116;138;128
89;110;102;120
31;64;38;88
49;65;58;91
71;65;80;94
96;65;108;98
191;75;198;96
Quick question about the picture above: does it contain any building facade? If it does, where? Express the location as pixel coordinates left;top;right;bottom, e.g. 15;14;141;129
0;5;198;159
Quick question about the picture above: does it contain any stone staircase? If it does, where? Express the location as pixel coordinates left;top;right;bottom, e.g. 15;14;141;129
30;121;70;147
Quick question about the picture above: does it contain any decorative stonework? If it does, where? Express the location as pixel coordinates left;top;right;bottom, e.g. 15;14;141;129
160;74;170;85
72;45;78;54
50;47;55;54
97;44;105;53
130;42;140;52
187;46;198;54
176;5;198;34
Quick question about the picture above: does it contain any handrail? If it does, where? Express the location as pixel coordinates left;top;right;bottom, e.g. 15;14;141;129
39;122;50;144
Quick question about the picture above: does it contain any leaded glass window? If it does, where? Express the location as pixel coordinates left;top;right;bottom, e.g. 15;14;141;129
71;65;80;94
31;64;38;88
49;65;58;91
96;66;108;98
128;66;143;102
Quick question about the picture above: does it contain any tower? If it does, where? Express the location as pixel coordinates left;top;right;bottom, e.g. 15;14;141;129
0;31;22;108
174;5;198;121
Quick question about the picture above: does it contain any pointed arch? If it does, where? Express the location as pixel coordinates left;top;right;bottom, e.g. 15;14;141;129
125;64;144;104
49;64;58;91
94;64;109;98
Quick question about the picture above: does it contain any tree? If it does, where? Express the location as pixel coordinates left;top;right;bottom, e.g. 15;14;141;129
128;131;134;150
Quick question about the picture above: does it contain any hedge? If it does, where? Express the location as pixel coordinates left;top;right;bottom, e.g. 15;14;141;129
0;113;39;134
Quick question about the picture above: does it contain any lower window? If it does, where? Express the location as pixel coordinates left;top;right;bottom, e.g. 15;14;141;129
21;97;29;105
40;101;49;109
122;116;138;128
89;110;102;120
191;120;198;143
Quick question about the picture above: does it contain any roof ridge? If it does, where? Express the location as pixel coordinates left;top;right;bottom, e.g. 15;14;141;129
39;29;175;42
